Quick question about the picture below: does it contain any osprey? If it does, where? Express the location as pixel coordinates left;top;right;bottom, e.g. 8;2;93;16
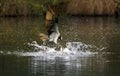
48;23;62;44
39;17;62;44
47;17;62;44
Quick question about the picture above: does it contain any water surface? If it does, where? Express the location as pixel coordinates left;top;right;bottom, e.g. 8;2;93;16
0;17;120;76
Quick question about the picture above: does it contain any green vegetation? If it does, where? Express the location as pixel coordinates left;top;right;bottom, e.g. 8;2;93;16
0;0;44;16
0;0;120;16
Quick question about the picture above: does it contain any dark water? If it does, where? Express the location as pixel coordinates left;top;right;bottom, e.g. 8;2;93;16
0;16;120;76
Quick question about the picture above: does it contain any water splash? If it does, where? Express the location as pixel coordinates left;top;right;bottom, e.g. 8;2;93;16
21;41;98;59
0;41;100;60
